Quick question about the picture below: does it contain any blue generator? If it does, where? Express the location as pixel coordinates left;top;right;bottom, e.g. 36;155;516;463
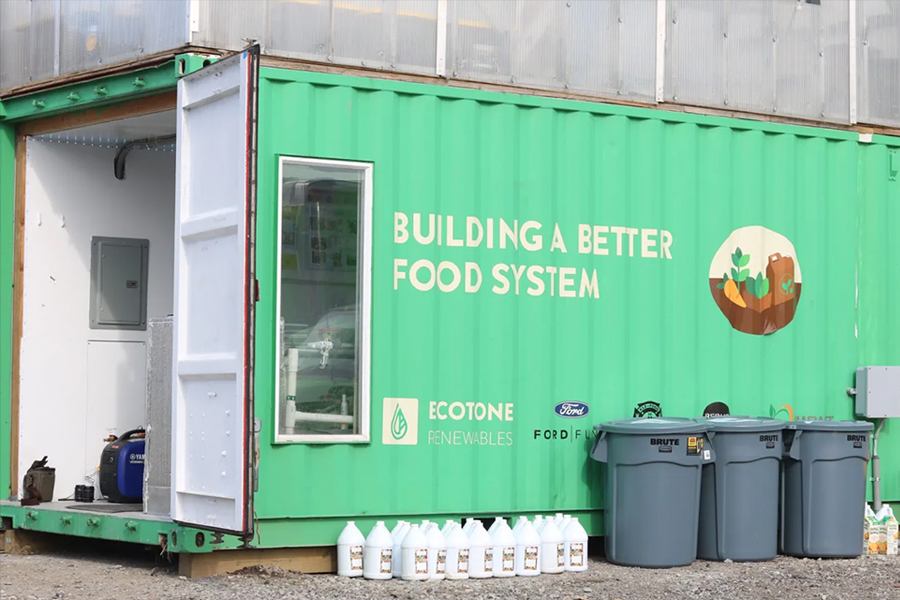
99;429;145;503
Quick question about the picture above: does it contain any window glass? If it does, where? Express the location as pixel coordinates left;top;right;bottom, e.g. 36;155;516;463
277;158;369;440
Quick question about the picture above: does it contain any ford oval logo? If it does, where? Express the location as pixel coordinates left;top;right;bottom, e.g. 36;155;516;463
554;402;589;419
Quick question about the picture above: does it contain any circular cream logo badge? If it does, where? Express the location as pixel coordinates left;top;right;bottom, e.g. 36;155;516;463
709;226;801;335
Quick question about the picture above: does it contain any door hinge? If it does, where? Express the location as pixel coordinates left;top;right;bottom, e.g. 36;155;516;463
889;150;898;182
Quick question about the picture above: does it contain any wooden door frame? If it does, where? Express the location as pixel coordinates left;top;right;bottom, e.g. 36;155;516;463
8;91;176;496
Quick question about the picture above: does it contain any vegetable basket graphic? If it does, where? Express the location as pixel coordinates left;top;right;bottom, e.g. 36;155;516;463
709;227;801;335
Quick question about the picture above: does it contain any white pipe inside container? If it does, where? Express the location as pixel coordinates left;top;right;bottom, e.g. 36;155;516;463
286;347;299;400
285;347;353;425
293;410;354;425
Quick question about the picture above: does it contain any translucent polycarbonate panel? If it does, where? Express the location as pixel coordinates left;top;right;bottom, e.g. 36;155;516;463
667;0;850;124
857;0;900;127
58;0;188;76
447;0;654;100
721;1;774;115
773;0;849;123
666;0;726;107
332;0;437;71
565;0;656;100
195;0;438;74
0;0;187;92
0;0;57;90
446;0;513;83
192;0;268;53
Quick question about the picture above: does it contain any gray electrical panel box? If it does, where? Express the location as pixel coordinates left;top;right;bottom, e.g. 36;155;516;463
855;367;900;418
90;236;149;330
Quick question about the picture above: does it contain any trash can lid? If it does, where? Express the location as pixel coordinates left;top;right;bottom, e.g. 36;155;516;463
594;417;709;435
788;420;874;432
700;416;787;433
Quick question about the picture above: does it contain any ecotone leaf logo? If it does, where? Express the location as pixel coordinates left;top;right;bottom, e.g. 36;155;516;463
383;398;418;445
391;405;408;440
769;404;794;421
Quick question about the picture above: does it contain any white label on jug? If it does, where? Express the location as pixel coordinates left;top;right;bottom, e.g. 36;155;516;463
703;450;711;460
415;549;428;574
484;548;493;571
557;543;565;567
437;549;447;574
380;548;392;574
350;546;363;570
524;546;539;570
458;549;469;573
502;547;515;572
570;543;584;567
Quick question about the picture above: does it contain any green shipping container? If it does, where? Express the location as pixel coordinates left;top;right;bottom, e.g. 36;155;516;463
1;51;898;553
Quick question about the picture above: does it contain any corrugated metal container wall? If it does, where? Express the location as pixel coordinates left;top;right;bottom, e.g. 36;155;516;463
0;0;188;91
858;140;900;500
251;68;896;541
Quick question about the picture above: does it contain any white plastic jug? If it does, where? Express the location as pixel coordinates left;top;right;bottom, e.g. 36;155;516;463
445;524;470;580
488;516;503;536
390;520;406;537
468;521;493;579
441;520;456;537
533;515;544;535
514;520;541;576
512;516;528;536
553;513;564;526
401;524;429;581
491;518;516;578
426;523;447;580
563;517;588;572
363;521;393;580
337;521;365;577
884;505;899;556
463;518;477;536
392;521;411;577
559;515;572;533
540;518;565;574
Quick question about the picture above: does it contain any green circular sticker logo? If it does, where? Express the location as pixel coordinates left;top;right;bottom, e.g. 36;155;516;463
709;226;801;336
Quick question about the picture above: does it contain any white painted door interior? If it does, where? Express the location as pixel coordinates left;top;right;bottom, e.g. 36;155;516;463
171;46;259;535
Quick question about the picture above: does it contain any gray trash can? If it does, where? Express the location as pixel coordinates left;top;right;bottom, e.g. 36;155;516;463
781;420;874;558
591;417;716;568
696;417;786;562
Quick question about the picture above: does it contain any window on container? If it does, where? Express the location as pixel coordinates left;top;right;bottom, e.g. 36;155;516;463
276;157;372;443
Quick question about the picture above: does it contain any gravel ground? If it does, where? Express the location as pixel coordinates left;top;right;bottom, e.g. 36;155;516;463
1;545;899;600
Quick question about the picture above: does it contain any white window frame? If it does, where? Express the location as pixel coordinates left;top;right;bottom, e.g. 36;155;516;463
274;156;373;443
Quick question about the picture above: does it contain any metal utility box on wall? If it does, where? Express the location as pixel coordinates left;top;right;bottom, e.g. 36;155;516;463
855;367;900;418
89;236;149;331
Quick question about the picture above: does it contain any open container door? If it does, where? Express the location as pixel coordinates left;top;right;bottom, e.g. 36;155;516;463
171;46;259;536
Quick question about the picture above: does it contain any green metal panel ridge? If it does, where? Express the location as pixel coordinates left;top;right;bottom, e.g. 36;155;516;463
0;56;209;123
260;68;861;143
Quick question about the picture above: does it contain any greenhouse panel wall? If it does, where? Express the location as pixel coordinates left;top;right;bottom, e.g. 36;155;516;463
249;68;898;543
665;0;851;124
3;0;900;129
0;0;188;90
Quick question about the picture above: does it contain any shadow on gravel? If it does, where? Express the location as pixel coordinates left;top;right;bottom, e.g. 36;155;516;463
5;531;177;573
